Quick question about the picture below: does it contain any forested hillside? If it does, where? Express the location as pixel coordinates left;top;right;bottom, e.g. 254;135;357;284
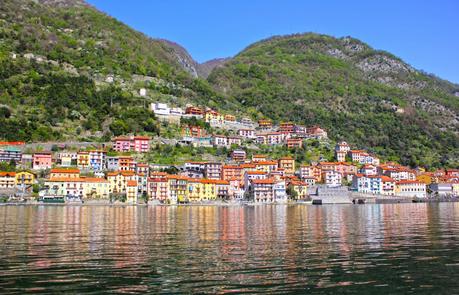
207;34;459;168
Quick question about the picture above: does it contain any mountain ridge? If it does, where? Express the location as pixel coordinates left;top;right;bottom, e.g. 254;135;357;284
0;0;458;168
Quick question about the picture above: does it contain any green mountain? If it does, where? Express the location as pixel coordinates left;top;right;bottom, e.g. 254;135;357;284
0;0;230;141
0;0;458;168
207;34;459;168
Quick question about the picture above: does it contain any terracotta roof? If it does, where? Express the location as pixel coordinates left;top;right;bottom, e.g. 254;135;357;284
223;165;242;169
252;178;275;185
127;180;138;187
48;177;84;182
0;172;16;177
50;168;80;174
148;177;167;182
279;156;294;160
81;177;109;183
380;176;396;182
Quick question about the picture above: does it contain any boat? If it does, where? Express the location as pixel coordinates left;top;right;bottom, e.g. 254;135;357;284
66;195;84;204
39;195;65;204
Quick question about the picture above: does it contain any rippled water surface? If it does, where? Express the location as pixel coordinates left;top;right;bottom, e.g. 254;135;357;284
1;204;459;294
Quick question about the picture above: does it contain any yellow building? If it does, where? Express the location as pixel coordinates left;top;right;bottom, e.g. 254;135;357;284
417;173;433;185
0;172;16;189
126;180;138;203
77;152;90;169
200;179;218;201
15;171;35;186
107;171;136;194
82;177;110;199
205;110;224;124
255;161;278;173
167;175;188;204
453;183;459;196
278;157;296;176
187;178;204;202
288;180;308;200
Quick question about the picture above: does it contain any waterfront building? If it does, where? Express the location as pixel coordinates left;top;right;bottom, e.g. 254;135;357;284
244;170;268;191
381;176;396;195
395;180;427;198
429;183;453;196
251;178;275;203
288;180;308;200
167;175;188;204
352;174;382;194
273;179;287;203
147;177;169;203
323;170;342;187
126;180;138;203
107;171;136;195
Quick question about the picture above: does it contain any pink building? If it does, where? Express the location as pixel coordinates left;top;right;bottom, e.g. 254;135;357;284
33;152;52;170
112;136;150;153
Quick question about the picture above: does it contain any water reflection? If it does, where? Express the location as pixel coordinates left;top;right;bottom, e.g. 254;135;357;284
1;203;459;293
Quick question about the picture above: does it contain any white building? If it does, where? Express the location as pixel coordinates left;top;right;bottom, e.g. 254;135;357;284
273;180;287;203
323;170;342;187
151;103;171;115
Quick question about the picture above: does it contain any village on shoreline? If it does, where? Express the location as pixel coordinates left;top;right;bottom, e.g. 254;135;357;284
1;102;459;205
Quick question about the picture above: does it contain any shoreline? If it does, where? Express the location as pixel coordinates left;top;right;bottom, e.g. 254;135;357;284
1;199;458;207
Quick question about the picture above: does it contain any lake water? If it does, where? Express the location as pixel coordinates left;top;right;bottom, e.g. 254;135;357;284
1;204;459;294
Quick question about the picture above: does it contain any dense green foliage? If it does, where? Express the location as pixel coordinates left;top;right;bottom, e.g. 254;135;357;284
0;0;227;141
208;34;459;168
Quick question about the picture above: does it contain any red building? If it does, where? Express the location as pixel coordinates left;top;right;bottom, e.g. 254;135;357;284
279;122;295;133
185;106;204;115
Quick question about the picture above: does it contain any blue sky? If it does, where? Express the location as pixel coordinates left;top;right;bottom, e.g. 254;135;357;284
87;0;459;83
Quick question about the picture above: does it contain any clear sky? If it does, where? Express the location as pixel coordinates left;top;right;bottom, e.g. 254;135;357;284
87;0;459;84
